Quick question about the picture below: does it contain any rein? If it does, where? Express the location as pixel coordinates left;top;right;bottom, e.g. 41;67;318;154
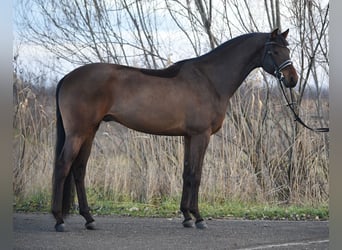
265;41;329;133
278;79;329;133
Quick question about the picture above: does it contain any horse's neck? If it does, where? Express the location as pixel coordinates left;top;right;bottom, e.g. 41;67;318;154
198;34;267;100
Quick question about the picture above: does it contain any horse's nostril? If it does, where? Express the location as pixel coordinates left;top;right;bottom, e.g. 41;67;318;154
290;76;297;84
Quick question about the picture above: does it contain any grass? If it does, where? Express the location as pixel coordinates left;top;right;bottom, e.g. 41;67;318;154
14;190;328;221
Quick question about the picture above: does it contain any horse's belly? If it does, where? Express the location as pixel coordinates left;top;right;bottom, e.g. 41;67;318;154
107;103;187;136
115;114;186;136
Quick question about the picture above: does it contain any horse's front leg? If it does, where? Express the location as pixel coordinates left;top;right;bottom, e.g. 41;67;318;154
180;136;193;227
180;132;210;229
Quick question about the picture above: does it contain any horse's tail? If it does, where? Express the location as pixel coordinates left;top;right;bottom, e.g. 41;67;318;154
53;76;75;217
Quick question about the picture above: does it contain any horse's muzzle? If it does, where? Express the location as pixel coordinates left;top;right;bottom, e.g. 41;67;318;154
281;66;298;88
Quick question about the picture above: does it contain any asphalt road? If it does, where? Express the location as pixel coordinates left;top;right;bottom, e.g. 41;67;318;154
14;213;328;250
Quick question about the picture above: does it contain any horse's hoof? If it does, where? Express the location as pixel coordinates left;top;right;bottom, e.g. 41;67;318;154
195;220;208;229
85;221;96;230
55;223;65;232
182;219;194;228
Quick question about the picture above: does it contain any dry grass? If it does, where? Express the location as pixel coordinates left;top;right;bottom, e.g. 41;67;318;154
13;77;329;207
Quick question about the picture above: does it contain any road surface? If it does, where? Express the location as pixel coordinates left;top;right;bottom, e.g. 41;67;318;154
14;213;328;249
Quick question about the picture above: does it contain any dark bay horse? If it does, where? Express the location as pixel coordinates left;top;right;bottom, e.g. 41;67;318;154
52;29;298;232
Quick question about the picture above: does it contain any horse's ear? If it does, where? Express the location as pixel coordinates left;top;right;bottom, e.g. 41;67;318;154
271;28;279;39
281;29;289;39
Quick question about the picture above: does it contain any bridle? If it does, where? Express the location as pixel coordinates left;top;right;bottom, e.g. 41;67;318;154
263;41;293;82
263;41;329;133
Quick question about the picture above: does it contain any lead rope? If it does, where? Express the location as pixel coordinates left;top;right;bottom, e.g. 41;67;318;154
278;80;329;133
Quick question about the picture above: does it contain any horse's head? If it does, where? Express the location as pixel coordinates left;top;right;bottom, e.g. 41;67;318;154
262;29;298;88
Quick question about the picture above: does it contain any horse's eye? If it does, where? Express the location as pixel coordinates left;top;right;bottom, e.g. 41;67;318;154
274;51;279;55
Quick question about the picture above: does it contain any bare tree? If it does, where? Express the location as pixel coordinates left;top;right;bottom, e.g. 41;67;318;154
16;0;172;69
264;0;282;30
194;0;218;49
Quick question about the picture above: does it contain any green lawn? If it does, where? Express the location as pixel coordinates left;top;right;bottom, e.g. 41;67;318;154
14;190;328;221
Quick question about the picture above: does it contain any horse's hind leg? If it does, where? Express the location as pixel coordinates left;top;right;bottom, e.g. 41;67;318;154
52;135;84;232
71;133;96;230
